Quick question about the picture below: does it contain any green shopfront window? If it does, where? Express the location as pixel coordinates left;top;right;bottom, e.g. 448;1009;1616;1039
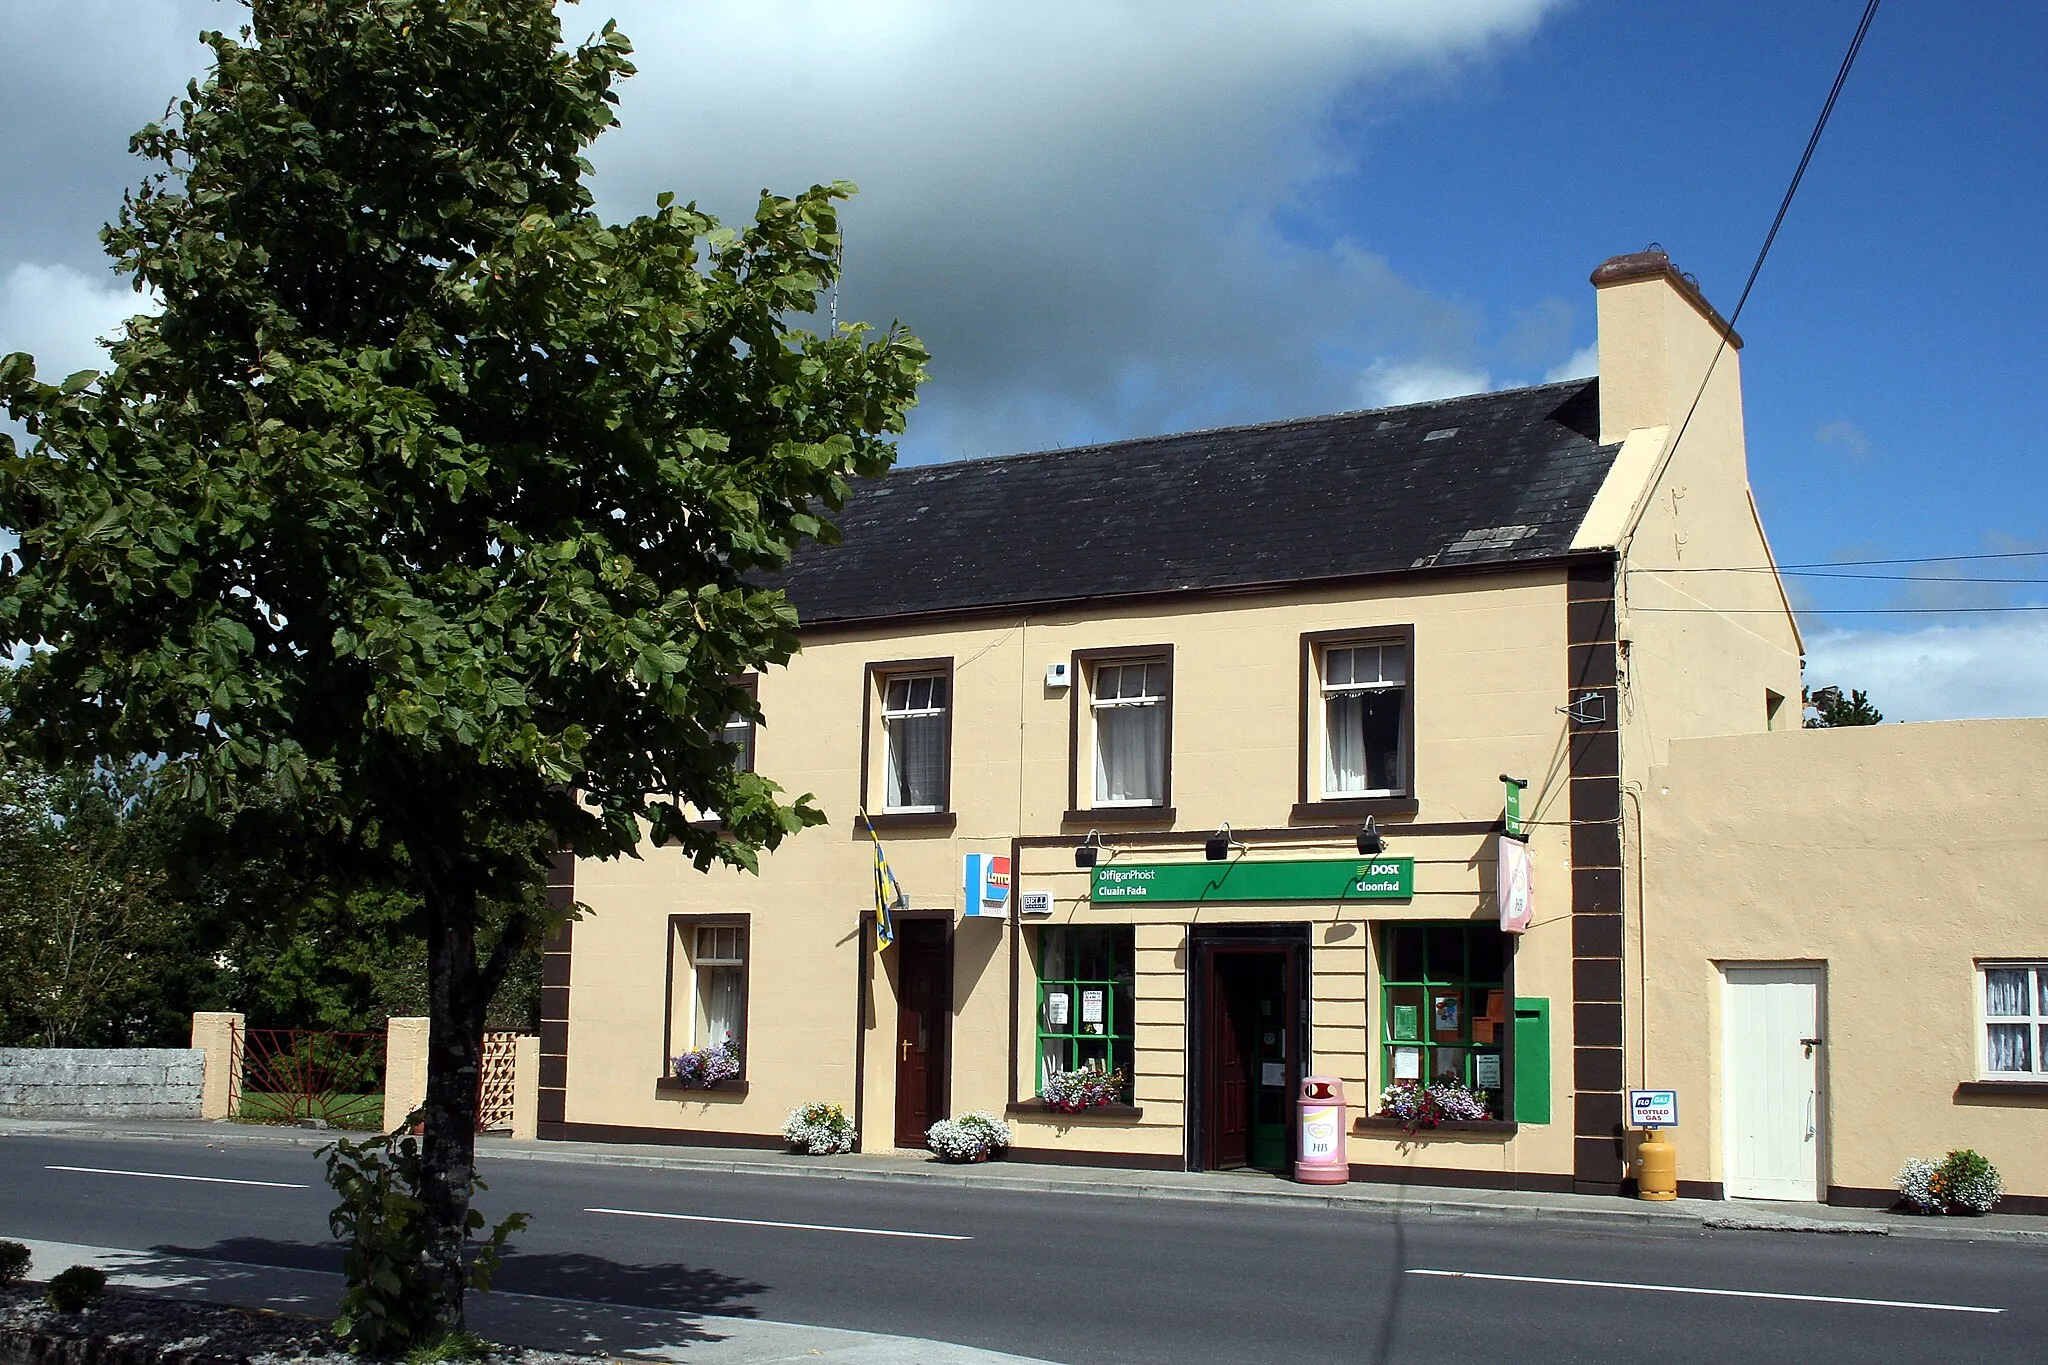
1036;926;1135;1101
1380;923;1508;1116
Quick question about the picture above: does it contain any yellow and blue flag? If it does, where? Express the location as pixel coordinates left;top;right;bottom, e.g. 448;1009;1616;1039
862;811;904;951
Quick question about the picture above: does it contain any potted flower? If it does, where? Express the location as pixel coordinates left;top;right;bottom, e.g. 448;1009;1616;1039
1376;1078;1492;1133
669;1043;741;1089
1040;1063;1127;1113
927;1111;1012;1163
783;1100;856;1155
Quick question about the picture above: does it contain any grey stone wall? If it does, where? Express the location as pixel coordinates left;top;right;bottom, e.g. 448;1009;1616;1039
0;1048;204;1119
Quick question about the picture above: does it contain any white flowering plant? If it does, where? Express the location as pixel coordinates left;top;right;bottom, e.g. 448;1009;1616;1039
1895;1149;2002;1215
927;1111;1011;1163
1895;1157;1942;1214
783;1101;856;1155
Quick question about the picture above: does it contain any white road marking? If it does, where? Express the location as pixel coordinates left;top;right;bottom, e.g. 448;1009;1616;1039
45;1164;308;1190
586;1206;970;1241
1408;1268;2002;1315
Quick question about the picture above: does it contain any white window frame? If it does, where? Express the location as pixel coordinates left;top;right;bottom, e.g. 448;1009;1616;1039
1318;640;1409;799
1979;960;2048;1078
880;672;949;813
669;918;748;1062
1089;658;1168;808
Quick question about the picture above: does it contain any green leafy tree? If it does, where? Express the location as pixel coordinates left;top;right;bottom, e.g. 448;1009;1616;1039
0;0;923;1335
1803;685;1884;728
0;762;186;1046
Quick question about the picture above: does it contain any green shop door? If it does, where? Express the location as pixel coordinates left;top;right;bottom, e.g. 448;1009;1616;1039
1198;943;1300;1173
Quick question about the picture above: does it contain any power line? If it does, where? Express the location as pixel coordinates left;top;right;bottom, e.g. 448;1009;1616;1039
1637;549;2048;572
1657;0;1883;481
1633;605;2048;615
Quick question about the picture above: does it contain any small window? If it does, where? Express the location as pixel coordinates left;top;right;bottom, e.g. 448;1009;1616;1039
1320;639;1409;798
1380;922;1508;1115
1981;962;2048;1077
1090;659;1169;806
1036;926;1136;1103
882;673;949;812
722;678;757;774
667;918;748;1076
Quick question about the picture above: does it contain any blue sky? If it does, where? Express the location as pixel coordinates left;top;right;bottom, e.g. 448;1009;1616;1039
1;0;2041;718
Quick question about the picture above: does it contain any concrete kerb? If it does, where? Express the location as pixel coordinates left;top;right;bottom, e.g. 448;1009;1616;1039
5;1115;2046;1246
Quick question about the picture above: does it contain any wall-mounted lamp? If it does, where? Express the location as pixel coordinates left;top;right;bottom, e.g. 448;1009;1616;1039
1204;822;1243;861
1357;816;1385;857
1074;830;1105;869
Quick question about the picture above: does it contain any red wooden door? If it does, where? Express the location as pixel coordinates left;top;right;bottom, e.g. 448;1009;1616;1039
1207;953;1251;1168
894;922;950;1148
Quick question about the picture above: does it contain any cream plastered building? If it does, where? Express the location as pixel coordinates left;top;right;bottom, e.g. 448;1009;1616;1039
1639;719;2048;1211
545;249;1824;1197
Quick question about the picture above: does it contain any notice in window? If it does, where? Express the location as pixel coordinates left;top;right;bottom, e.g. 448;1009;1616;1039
1392;1047;1421;1081
1046;991;1070;1028
1081;989;1105;1025
1260;1061;1286;1088
1431;993;1460;1038
1475;1053;1502;1089
1392;1005;1420;1041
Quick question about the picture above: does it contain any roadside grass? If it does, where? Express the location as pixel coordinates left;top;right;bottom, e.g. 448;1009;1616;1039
234;1091;384;1130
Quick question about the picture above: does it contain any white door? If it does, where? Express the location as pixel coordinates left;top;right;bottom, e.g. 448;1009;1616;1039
1721;965;1825;1201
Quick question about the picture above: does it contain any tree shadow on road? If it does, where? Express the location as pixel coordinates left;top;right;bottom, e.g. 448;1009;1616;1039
125;1236;770;1353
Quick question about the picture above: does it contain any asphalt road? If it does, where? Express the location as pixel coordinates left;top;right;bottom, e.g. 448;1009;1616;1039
3;1132;2043;1364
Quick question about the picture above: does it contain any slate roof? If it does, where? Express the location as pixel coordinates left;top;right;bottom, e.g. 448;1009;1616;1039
780;378;1618;626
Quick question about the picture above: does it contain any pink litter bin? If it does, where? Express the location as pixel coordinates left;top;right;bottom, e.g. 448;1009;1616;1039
1294;1076;1347;1184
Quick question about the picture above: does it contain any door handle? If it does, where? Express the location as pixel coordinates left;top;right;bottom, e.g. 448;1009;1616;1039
900;1040;913;1061
1805;1092;1815;1140
1801;1037;1824;1057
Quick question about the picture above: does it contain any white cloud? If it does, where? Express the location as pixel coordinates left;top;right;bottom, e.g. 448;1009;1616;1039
0;263;151;381
1805;617;2048;722
581;0;1564;457
1543;342;1599;382
0;1;1570;459
1358;359;1493;409
1815;418;1873;465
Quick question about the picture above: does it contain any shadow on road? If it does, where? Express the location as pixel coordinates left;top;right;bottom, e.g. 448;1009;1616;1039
116;1236;771;1354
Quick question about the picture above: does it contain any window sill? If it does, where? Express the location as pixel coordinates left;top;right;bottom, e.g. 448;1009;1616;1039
1954;1079;2048;1100
1291;797;1419;821
1006;1100;1145;1121
854;811;958;832
655;1077;750;1099
1353;1116;1517;1137
1062;807;1176;828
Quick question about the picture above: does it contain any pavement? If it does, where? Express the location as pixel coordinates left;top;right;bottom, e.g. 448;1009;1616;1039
5;1112;2046;1364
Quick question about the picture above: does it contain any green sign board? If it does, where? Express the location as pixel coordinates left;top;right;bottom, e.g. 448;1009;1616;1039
1090;858;1414;904
1504;780;1525;839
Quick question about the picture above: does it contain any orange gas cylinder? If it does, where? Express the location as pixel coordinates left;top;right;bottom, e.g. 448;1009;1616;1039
1634;1131;1678;1201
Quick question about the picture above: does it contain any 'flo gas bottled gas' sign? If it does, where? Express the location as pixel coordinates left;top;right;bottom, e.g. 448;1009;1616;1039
1090;858;1413;904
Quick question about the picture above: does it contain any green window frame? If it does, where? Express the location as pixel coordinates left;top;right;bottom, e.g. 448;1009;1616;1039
1379;922;1508;1117
1035;926;1135;1102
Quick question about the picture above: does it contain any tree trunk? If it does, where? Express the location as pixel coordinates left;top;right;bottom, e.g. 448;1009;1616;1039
420;906;485;1334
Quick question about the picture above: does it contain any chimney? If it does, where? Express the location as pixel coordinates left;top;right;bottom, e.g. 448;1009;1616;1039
1590;246;1743;448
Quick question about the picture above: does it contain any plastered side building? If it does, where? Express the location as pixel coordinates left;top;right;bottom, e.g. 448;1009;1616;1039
542;250;2041;1204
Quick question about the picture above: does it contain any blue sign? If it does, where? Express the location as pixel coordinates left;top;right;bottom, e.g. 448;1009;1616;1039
961;853;1011;917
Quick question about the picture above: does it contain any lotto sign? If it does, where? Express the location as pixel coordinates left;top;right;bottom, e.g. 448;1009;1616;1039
1627;1089;1679;1129
962;853;1012;917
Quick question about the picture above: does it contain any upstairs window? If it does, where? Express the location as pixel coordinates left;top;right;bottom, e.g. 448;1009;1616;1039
721;677;757;775
1318;637;1410;799
882;672;949;813
1091;658;1169;806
